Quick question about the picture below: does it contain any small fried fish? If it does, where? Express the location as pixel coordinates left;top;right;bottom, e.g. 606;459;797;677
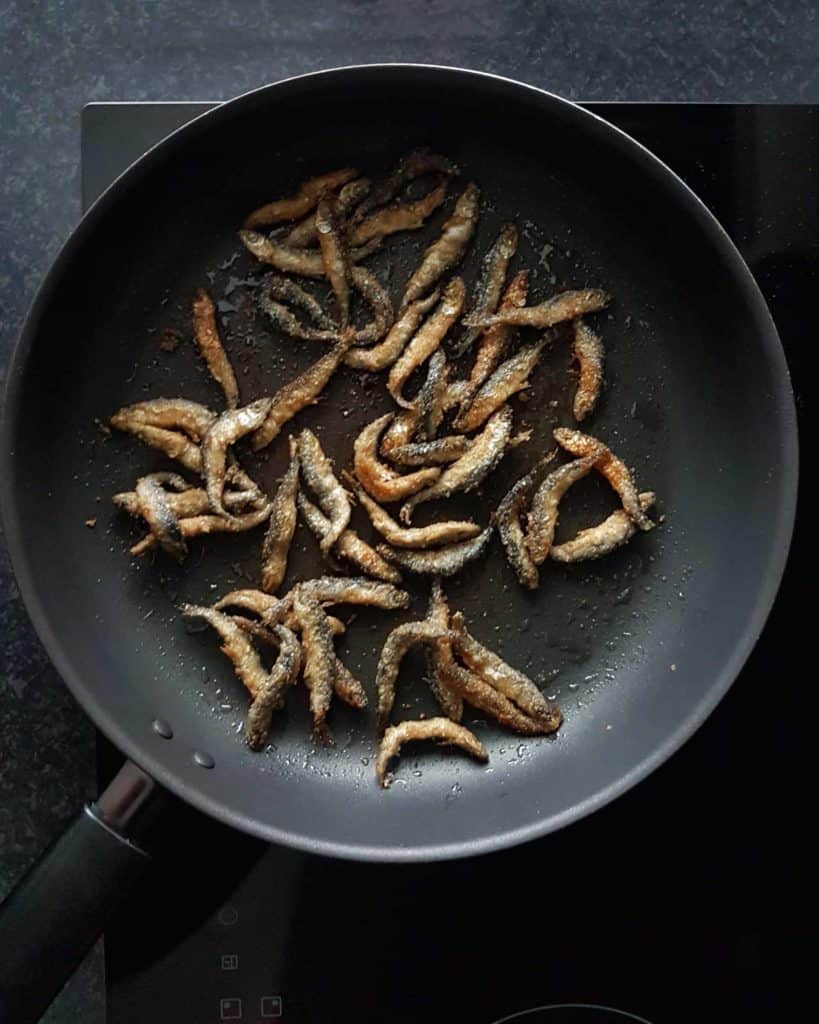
376;718;488;788
192;288;240;408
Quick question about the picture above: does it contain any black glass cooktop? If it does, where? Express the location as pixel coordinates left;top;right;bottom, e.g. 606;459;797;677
83;102;812;1024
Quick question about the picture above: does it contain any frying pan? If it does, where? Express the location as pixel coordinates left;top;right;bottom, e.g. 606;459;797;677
0;66;797;1022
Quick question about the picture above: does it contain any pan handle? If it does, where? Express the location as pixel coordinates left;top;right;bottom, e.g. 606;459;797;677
0;760;159;1024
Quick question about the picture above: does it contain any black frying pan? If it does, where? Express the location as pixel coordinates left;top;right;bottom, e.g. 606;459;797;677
0;66;797;1022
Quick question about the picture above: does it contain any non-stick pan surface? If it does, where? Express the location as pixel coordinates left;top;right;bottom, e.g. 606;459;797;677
0;66;797;861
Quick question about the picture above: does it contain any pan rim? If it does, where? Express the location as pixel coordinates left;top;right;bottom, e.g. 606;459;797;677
0;64;799;862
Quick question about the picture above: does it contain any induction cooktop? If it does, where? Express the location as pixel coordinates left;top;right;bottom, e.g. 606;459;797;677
82;101;811;1024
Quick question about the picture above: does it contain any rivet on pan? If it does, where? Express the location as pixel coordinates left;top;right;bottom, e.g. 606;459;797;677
152;718;173;739
193;751;215;769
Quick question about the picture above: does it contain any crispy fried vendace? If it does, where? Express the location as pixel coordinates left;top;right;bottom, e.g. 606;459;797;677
553;427;655;532
297;491;402;584
109;419;204;474
462;287;610;329
495;453;557;589
426;579;463;721
375;618;453;734
345;290;439;372
376;719;488;788
290;577;410;610
348;179;448;246
266;276;338;330
297;428;351;554
456;270;529;418
129;503;272;557
202;399;272;517
453;339;546;433
379;406;422;457
113;485;260;520
353;413;441;503
245;623;302;750
260;438;300;593
417;348;449;439
345;472;481;549
243;167;358;229
213;589;283;622
387;278;465;408
134;472;189;561
388;436;474;467
350;149;458;225
551;492;656;562
453;223;518;357
179;604;270;701
192;288;240;408
285;177;372;247
399;183;479;308
110;398;216;441
525;454;599;566
258;294;339;344
239;230;381;278
377;526;493;577
400;406;513;523
252;332;356;451
292;591;338;744
433;646;555;736
331;655;369;710
450;611;561;730
316;194;353;328
571;318;605;421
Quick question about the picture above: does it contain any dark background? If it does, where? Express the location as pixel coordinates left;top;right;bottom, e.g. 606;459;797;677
1;2;816;1021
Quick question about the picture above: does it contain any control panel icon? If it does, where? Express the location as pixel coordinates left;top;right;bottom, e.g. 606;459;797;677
220;954;239;971
260;995;283;1018
219;996;243;1020
217;905;240;926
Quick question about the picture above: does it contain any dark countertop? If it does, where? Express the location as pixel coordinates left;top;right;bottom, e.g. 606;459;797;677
0;2;816;1021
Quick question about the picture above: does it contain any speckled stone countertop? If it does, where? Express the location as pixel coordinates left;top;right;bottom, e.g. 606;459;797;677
0;2;816;1020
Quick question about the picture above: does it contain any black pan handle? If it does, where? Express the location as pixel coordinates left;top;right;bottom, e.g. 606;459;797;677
0;761;159;1024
